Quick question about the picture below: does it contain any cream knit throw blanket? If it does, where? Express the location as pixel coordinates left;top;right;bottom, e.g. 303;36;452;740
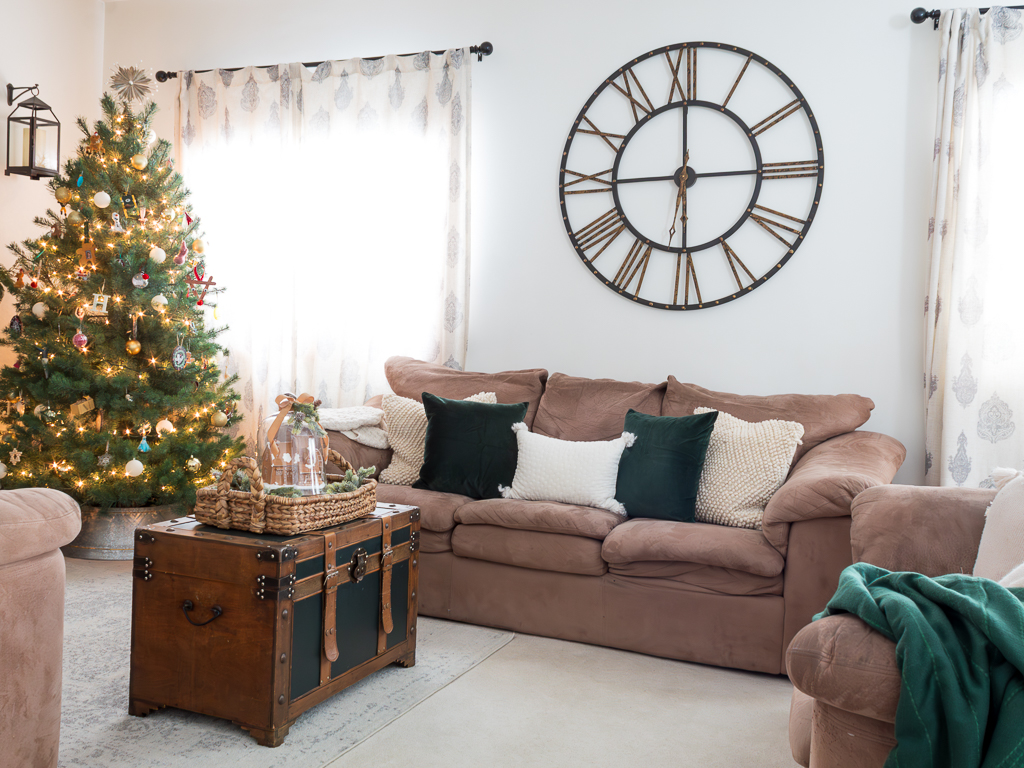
318;406;389;450
974;467;1024;586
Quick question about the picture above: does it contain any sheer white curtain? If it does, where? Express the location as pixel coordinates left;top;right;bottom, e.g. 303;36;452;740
925;9;1024;486
174;52;470;450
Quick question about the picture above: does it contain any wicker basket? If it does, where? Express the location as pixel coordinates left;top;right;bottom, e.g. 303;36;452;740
194;449;377;535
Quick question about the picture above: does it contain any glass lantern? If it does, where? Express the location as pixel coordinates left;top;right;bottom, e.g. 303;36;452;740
258;396;328;495
6;86;60;180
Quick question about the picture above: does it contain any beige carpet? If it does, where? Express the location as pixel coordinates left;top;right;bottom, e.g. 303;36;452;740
336;632;796;768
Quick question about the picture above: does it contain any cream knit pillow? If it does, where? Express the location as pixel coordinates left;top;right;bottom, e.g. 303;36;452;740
694;407;804;529
975;468;1024;583
380;391;497;486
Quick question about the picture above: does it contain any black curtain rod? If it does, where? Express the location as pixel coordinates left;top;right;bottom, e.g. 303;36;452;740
911;6;1024;29
155;41;493;82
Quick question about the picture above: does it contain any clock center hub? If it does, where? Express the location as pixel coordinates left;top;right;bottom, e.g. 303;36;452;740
673;165;697;189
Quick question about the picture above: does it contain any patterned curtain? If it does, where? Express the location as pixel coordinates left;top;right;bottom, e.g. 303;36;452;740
174;52;471;451
925;9;1024;486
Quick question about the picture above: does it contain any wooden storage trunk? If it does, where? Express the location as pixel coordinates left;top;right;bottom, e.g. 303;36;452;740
128;503;420;747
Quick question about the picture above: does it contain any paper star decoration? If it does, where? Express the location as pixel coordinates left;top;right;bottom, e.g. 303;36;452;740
10;448;22;465
109;65;154;104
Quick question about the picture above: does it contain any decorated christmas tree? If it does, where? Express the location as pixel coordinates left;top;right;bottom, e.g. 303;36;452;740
0;86;243;509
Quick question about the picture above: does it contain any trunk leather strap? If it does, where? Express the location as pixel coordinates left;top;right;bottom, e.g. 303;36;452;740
378;517;394;654
321;531;340;685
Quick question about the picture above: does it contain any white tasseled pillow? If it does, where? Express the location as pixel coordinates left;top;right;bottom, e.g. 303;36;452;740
694;407;804;529
975;468;1024;584
499;423;635;515
379;391;496;486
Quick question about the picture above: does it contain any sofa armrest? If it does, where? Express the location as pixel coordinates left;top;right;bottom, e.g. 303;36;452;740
851;484;992;575
0;489;81;567
786;614;900;723
326;431;393;480
762;431;906;555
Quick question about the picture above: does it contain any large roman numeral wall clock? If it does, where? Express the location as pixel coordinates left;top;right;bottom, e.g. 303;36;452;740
558;42;824;310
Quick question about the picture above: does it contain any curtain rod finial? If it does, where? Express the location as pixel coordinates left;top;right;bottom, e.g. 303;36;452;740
471;42;493;62
911;7;939;26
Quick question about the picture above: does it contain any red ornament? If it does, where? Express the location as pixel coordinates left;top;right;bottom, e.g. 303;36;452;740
142;272;149;280
13;361;21;369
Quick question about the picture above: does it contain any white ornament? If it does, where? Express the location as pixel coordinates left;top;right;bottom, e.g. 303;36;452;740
0;461;6;479
132;273;149;288
155;419;174;436
147;129;157;145
93;191;111;209
125;459;144;477
33;404;46;417
149;246;166;264
151;293;168;310
32;302;47;319
9;448;21;465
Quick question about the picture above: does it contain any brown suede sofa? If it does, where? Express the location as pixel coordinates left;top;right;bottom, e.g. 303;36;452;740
0;488;82;768
787;484;994;767
330;357;906;675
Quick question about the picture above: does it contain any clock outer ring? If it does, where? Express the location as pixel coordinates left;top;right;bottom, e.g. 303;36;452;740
559;41;825;311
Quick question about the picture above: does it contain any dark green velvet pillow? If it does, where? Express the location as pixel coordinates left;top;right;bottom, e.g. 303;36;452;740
414;392;528;499
615;408;718;522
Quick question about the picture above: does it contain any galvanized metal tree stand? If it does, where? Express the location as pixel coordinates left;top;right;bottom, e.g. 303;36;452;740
62;504;183;560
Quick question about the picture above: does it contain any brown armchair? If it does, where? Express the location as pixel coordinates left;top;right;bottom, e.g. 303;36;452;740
785;484;994;768
0;489;82;768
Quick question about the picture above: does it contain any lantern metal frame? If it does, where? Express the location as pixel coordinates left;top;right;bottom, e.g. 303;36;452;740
6;84;61;180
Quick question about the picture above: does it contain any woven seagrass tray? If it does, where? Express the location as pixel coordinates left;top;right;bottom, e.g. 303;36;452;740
193;449;377;535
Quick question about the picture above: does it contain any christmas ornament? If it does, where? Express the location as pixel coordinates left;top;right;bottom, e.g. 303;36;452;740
89;292;109;316
191;238;204;254
10;448;21;465
171;343;187;370
76;222;96;269
131;154;147;170
98;442;112;467
73;330;88;349
76;173;84;188
0;462;6;480
33;404;46;417
125;458;144;477
93;191;111;209
9;316;23;335
84;132;105;157
55;187;72;204
109;65;154;104
126;339;142;355
51;222;62;239
155;419;174;436
211;411;228;427
173;241;188;265
110;213;125;233
147;129;156;145
137;206;148;223
151;293;168;311
32;303;47;319
29;274;38;288
67;210;84;225
138;435;150;452
132;272;149;288
184;211;193;226
185;267;216;306
70;396;95;417
185;455;201;471
149;246;166;263
44;408;56;422
122;193;137;212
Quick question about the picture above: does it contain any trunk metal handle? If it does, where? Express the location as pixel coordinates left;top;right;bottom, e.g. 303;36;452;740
182;600;223;626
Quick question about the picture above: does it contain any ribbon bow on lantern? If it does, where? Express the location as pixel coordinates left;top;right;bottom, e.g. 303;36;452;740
263;392;327;471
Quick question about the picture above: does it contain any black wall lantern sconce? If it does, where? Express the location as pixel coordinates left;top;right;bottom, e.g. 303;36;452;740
6;84;60;180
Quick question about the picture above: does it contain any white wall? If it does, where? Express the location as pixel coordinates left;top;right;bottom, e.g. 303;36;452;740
0;0;106;364
103;0;935;483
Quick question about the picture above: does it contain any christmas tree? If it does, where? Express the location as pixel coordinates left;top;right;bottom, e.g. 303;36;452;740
0;91;243;509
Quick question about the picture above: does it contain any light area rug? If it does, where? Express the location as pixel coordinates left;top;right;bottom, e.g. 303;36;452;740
58;559;513;768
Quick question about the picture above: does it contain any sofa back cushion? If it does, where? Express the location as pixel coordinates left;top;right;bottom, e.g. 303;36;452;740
533;373;666;442
384;356;548;429
661;376;873;464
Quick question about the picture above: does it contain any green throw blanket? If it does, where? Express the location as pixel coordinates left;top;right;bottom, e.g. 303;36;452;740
817;563;1024;768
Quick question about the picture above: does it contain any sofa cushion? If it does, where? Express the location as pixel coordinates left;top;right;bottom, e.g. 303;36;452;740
420;529;453;553
787;614;900;723
451;524;606;576
455;498;624;540
415;394;527;499
608;561;783;596
384;356;548;429
616;409;717;523
375;483;472;533
661;376;874;464
532;373;666;442
0;489;81;567
602;518;785;577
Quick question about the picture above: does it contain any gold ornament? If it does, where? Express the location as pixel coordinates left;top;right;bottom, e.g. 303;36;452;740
185;455;201;471
131;154;147;170
126;339;142;355
211;411;228;427
191;239;205;254
55;187;72;204
67;210;84;225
